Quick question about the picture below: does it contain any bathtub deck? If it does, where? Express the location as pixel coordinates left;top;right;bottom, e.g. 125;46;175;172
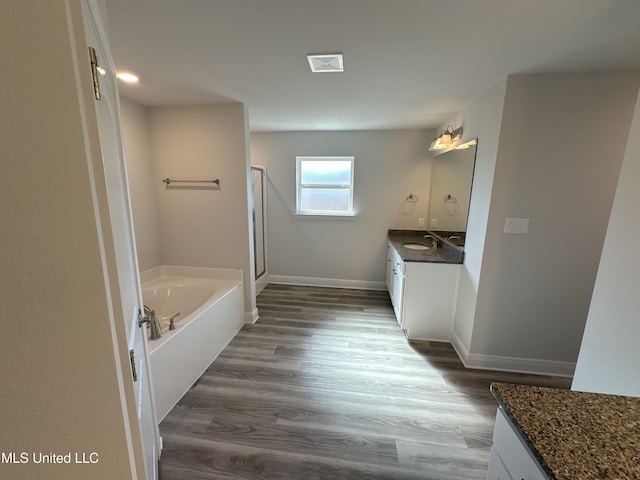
158;284;569;480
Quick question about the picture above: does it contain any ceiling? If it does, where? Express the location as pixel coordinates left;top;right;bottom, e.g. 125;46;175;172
105;0;640;132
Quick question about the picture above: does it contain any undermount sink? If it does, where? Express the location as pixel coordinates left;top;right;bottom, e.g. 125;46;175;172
402;243;430;250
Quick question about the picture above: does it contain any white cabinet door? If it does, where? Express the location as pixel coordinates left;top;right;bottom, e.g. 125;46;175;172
402;262;460;341
489;408;549;480
394;265;405;325
487;448;513;480
387;244;406;324
386;244;395;297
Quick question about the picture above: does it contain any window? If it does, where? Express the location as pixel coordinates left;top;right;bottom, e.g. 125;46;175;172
296;156;354;216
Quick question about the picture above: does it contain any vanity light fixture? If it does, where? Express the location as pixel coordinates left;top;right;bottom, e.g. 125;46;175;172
454;138;477;150
429;126;463;151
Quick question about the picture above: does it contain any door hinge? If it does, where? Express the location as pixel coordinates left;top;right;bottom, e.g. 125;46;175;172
88;46;101;100
129;349;138;382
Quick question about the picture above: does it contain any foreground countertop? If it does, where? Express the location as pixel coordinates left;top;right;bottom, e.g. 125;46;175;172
388;229;464;264
491;382;640;480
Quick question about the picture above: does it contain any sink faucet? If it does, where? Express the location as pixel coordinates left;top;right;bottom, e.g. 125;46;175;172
143;305;163;340
423;235;438;249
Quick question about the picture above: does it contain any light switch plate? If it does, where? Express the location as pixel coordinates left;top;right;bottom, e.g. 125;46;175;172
504;217;529;234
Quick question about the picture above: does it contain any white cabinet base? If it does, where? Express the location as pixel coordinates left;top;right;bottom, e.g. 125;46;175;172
402;261;460;341
386;242;460;341
487;449;512;480
487;408;549;480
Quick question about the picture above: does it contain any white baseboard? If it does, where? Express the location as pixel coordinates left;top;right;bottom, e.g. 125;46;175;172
451;329;470;363
451;330;575;378
267;274;386;291
406;333;453;343
244;308;259;324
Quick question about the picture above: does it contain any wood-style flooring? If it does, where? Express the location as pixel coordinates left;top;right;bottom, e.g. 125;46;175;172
158;284;570;480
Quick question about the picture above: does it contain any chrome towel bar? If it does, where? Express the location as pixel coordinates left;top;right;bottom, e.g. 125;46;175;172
162;178;220;186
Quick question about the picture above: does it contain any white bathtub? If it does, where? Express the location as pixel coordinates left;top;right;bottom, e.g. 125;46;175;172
141;265;245;421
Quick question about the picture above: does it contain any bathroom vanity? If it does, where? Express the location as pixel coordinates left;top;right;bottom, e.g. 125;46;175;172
488;382;640;480
386;230;463;340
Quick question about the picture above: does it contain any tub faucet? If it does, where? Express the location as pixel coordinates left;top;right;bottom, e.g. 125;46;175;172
169;312;180;331
143;305;163;340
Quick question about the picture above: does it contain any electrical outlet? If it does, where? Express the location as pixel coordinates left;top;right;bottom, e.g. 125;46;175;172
418;218;425;228
430;218;438;228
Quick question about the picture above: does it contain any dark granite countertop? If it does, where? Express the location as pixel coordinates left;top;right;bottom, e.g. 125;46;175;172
388;229;464;264
491;382;640;480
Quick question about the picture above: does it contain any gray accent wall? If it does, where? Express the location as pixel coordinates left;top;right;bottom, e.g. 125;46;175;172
250;129;434;287
120;98;162;272
149;104;256;318
450;72;640;375
121;103;257;319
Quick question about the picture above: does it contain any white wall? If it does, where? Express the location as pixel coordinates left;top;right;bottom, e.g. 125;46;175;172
572;88;640;397
120;98;162;271
450;72;640;376
449;79;508;353
148;104;256;318
250;129;434;288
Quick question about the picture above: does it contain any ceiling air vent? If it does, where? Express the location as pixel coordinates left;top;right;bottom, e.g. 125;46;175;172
307;53;344;73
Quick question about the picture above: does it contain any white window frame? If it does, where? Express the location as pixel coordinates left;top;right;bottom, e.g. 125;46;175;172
295;156;355;217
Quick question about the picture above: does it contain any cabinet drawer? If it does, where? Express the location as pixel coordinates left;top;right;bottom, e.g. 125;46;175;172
492;408;549;480
487;448;512;480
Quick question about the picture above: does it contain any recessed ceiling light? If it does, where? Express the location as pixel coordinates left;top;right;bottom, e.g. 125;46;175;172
116;71;140;84
307;53;344;73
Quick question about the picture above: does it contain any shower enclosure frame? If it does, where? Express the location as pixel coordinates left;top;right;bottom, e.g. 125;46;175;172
251;166;268;291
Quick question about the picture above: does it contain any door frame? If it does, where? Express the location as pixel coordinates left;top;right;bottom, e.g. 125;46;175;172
70;0;160;477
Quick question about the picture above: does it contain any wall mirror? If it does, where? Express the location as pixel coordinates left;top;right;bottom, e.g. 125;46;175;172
427;141;477;248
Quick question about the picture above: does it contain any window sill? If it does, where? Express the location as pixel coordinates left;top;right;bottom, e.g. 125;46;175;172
294;212;357;219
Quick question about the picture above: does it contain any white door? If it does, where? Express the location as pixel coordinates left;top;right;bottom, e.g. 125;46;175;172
83;3;160;478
